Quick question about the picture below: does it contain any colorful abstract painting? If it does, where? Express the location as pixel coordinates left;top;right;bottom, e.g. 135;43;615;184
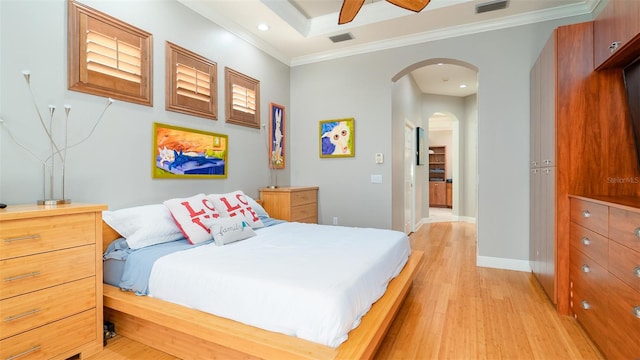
153;122;228;179
319;118;355;158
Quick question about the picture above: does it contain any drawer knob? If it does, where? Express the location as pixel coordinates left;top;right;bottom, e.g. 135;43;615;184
581;264;591;273
581;237;591;246
582;210;591;218
7;346;41;360
582;300;591;310
633;306;640;319
634;227;640;238
634;266;640;278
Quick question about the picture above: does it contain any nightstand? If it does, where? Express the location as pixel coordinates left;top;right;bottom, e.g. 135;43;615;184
259;187;318;223
0;203;106;360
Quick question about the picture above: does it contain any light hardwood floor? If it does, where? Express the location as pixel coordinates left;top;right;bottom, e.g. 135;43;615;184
89;222;602;360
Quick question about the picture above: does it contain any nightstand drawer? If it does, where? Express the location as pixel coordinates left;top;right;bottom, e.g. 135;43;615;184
570;198;608;236
290;190;316;206
0;245;95;300
290;203;318;223
0;309;96;360
609;207;640;253
0;212;96;260
0;277;96;339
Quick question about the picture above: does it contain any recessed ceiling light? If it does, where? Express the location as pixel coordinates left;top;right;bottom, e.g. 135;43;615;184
257;23;270;31
459;84;468;88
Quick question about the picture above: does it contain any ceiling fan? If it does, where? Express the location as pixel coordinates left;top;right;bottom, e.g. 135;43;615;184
339;0;431;24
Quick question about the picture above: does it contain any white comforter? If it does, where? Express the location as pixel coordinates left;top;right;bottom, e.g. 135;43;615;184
148;222;410;348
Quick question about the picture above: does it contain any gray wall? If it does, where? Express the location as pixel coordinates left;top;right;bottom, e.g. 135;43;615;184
391;71;425;230
0;0;290;209
290;16;591;268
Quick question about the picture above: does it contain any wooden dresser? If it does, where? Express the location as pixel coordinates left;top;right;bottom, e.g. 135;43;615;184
259;186;318;223
0;203;106;360
569;195;640;358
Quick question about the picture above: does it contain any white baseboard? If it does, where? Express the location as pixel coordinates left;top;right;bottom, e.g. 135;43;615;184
420;215;476;224
476;256;531;272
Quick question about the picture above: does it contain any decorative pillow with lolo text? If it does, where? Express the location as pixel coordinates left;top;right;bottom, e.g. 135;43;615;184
207;190;264;229
164;193;221;244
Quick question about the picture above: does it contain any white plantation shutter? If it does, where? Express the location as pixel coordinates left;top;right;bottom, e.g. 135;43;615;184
86;30;142;83
176;64;211;102
231;84;256;115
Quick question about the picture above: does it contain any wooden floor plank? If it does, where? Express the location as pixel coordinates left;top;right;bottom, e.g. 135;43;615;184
89;222;602;360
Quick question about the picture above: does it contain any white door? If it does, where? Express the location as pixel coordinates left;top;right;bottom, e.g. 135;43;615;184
404;123;415;233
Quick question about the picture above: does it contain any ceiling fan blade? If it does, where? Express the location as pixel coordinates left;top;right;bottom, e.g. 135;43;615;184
339;0;366;24
386;0;431;12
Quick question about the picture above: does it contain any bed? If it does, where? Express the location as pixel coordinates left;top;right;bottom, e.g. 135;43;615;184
101;193;423;360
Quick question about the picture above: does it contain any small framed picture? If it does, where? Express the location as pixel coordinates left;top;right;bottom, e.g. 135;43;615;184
269;103;285;169
319;118;355;158
416;126;425;165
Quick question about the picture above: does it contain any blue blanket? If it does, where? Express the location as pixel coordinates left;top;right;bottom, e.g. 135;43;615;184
103;216;284;295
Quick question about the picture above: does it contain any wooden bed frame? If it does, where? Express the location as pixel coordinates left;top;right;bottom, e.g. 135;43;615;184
102;222;423;360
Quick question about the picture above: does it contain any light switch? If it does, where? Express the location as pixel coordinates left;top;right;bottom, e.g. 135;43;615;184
375;153;384;164
371;174;383;184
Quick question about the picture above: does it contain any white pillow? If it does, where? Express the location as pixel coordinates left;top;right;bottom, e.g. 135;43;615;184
164;193;221;245
207;190;264;229
102;204;184;249
206;217;256;246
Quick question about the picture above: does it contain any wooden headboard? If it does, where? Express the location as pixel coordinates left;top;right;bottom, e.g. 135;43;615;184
102;221;121;253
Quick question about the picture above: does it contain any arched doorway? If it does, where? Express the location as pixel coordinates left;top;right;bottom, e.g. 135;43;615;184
392;58;478;231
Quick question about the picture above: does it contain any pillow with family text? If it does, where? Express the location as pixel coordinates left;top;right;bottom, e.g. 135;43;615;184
207;190;264;229
164;193;221;245
205;217;256;246
102;204;184;250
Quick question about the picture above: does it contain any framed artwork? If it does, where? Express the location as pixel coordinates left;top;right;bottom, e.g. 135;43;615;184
153;122;228;179
319;118;355;158
269;103;285;169
416;126;426;165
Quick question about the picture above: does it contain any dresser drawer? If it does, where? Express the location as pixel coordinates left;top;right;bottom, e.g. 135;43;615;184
609;206;640;253
0;212;96;260
609;240;640;293
570;222;608;268
290;203;318;223
0;309;96;360
571;247;609;294
570;198;608;236
290;190;317;206
0;277;96;339
570;283;608;353
606;275;640;360
0;245;95;300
